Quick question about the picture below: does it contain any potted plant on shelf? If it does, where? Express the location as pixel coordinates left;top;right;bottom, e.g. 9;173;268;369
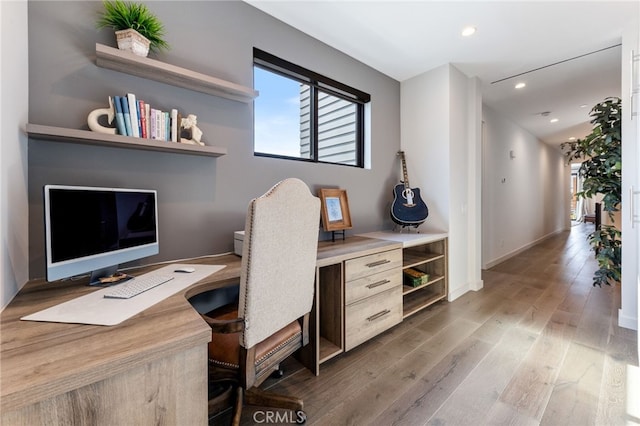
561;96;621;287
97;0;169;57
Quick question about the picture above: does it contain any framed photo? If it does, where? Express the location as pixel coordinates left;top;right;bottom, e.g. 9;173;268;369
318;188;352;232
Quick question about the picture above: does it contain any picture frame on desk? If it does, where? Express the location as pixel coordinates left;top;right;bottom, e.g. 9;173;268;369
318;188;352;232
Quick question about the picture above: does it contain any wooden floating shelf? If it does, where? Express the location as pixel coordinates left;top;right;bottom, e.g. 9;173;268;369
26;124;227;157
95;43;258;103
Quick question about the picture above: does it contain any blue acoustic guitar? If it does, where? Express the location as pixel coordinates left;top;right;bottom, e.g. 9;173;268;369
390;151;429;227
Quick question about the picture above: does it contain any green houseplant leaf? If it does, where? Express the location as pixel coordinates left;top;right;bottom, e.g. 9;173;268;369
97;0;169;53
561;97;621;287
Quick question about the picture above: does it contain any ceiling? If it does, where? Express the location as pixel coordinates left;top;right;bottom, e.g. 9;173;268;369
245;1;638;145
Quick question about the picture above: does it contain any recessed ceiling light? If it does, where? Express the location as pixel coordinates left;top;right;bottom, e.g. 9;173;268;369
569;137;576;141
580;104;588;108
461;26;476;37
515;82;526;89
550;118;559;123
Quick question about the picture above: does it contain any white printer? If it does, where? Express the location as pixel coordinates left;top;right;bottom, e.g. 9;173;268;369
234;231;244;256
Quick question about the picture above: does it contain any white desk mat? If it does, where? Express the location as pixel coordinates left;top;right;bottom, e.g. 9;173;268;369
21;264;226;326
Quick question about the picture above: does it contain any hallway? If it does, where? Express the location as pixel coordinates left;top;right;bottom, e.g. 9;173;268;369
232;223;638;425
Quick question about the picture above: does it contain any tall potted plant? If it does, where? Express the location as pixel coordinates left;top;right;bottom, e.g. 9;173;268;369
97;0;169;57
561;96;621;287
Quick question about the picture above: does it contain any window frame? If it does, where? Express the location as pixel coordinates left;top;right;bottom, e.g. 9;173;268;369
253;48;370;168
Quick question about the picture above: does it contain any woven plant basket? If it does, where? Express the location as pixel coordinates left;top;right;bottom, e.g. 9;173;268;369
115;28;150;57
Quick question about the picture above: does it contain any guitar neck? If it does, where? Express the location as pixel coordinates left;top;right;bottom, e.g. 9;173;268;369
399;151;410;188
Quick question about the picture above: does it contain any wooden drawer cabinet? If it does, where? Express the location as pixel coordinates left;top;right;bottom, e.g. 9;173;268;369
345;267;401;304
345;286;402;351
344;248;402;351
345;249;402;281
357;232;449;320
311;237;403;374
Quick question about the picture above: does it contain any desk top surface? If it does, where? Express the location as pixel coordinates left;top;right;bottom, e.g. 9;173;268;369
0;236;400;413
0;253;242;413
358;230;448;247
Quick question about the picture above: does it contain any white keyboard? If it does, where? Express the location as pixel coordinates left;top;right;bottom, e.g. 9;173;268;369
104;274;175;299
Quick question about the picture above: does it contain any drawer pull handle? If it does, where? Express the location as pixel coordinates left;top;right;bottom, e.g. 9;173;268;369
365;259;390;268
366;279;390;289
367;309;391;322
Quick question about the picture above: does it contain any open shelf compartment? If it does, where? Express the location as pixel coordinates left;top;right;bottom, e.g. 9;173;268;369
402;280;446;318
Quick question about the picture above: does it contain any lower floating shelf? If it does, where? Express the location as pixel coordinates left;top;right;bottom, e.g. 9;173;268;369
403;287;446;319
26;123;227;157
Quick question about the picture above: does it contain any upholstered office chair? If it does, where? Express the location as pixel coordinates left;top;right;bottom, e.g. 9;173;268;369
201;178;320;425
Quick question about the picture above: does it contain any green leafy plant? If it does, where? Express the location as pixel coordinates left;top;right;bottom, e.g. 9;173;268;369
561;97;621;287
591;225;622;285
97;0;169;53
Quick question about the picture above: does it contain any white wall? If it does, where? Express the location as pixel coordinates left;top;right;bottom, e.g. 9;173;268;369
448;66;483;299
466;77;483;293
400;64;450;233
482;104;569;269
1;1;29;310
620;15;639;331
401;64;483;301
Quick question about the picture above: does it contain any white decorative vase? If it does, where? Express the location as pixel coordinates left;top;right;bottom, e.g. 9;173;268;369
115;28;150;57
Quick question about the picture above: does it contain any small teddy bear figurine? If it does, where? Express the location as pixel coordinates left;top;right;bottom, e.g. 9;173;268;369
180;114;204;146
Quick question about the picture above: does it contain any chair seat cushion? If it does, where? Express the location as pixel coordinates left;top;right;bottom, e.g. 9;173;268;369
207;305;301;369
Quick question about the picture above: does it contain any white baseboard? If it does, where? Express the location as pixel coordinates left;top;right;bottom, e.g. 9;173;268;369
483;228;565;270
448;279;484;302
469;279;483;291
618;308;638;331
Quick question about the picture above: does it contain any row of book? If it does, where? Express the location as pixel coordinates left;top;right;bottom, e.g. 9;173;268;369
112;94;182;142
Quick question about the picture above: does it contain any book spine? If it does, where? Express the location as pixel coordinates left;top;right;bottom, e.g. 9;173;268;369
144;103;151;139
127;93;140;138
170;109;178;142
156;110;162;140
176;112;182;142
160;111;165;141
164;112;170;141
121;96;132;137
150;108;157;139
113;96;126;136
135;99;142;136
139;100;147;139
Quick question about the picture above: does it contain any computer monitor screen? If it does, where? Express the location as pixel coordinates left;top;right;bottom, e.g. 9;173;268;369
44;185;159;284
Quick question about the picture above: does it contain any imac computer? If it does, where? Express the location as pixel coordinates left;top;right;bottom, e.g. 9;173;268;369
44;185;159;285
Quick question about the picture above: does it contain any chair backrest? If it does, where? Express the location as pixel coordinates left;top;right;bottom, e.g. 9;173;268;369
238;178;320;348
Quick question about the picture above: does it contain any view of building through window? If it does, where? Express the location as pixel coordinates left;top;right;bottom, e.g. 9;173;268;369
299;86;359;165
253;51;367;167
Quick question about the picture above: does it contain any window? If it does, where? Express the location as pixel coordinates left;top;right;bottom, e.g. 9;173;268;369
253;48;370;167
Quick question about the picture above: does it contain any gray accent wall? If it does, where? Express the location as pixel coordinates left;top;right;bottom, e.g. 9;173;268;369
27;1;401;279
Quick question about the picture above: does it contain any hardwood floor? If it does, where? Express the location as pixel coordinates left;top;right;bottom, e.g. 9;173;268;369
220;223;638;425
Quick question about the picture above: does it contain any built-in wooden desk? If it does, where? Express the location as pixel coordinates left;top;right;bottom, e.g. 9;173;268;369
0;253;241;425
1;237;401;424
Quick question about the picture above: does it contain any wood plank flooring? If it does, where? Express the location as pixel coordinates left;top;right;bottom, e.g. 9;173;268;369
216;223;638;425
